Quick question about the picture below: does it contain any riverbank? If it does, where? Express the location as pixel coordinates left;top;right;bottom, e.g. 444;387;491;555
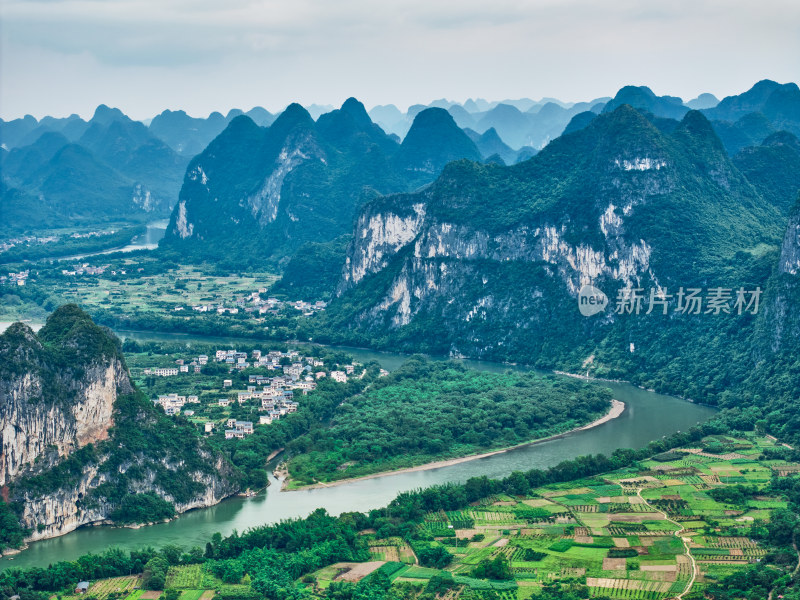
280;399;626;491
2;388;716;571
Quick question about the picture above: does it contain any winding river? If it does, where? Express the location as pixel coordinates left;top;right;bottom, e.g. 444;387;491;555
51;219;169;261
0;331;716;570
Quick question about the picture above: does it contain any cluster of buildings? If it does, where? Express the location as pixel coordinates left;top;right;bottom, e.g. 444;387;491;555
225;419;254;439
0;235;58;253
148;346;366;440
144;354;209;376
70;229;119;239
154;393;199;415
61;264;108;276
0;230;118;255
213;347;363;384
61;263;130;277
0;270;29;286
289;300;328;316
188;291;327;318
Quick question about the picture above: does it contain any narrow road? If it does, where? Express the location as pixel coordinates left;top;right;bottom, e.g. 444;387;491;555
636;487;697;600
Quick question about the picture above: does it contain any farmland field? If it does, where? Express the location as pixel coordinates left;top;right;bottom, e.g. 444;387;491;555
65;435;797;600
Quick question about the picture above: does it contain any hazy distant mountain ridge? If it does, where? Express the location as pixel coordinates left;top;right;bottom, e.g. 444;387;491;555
149;107;275;157
368;96;610;150
554;81;800;156
394;108;481;178
602;85;689;119
1;105;189;232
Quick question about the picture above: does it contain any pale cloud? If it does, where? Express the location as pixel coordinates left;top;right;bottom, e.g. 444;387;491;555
1;0;799;120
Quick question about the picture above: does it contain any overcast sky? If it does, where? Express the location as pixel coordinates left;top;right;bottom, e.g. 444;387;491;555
2;0;799;121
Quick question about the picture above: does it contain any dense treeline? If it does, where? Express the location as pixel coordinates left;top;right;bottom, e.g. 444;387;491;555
109;493;177;525
286;357;612;483
0;501;28;553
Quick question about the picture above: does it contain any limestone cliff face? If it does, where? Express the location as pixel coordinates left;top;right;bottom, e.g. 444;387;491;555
331;107;780;359
19;455;238;542
337;162;666;334
757;204;800;354
341;196;428;290
0;307;241;544
780;207;800;275
0;358;130;487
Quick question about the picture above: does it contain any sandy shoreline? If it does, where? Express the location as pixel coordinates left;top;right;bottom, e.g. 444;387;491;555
280;399;626;492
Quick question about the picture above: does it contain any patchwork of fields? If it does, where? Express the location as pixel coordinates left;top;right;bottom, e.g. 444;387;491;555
68;435;798;600
345;435;796;599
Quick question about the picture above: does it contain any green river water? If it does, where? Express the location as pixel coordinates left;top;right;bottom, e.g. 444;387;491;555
0;327;717;570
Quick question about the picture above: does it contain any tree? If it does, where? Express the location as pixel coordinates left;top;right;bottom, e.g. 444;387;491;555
425;572;455;595
767;509;799;546
142;557;169;590
416;546;453;569
472;555;512;580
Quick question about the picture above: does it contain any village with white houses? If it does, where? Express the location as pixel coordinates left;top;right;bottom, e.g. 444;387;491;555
60;264;127;277
147;347;378;441
186;289;327;317
0;270;29;286
0;234;58;253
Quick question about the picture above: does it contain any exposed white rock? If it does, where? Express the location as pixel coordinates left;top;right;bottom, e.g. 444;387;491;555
780;210;800;275
614;157;667;171
376;276;412;327
465;297;494;322
132;184;153;212
188;165;209;186
342;203;427;289
246;144;311;226
0;362;128;488
20;456;235;541
600;203;621;237
175;201;194;239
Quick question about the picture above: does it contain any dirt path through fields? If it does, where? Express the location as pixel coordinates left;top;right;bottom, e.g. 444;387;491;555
635;487;697;600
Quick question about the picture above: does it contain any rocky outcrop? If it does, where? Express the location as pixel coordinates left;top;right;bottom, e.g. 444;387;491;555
756;203;800;355
0;306;241;544
780;207;800;275
245;131;325;227
341;197;427;290
19;455;238;542
0;359;129;487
